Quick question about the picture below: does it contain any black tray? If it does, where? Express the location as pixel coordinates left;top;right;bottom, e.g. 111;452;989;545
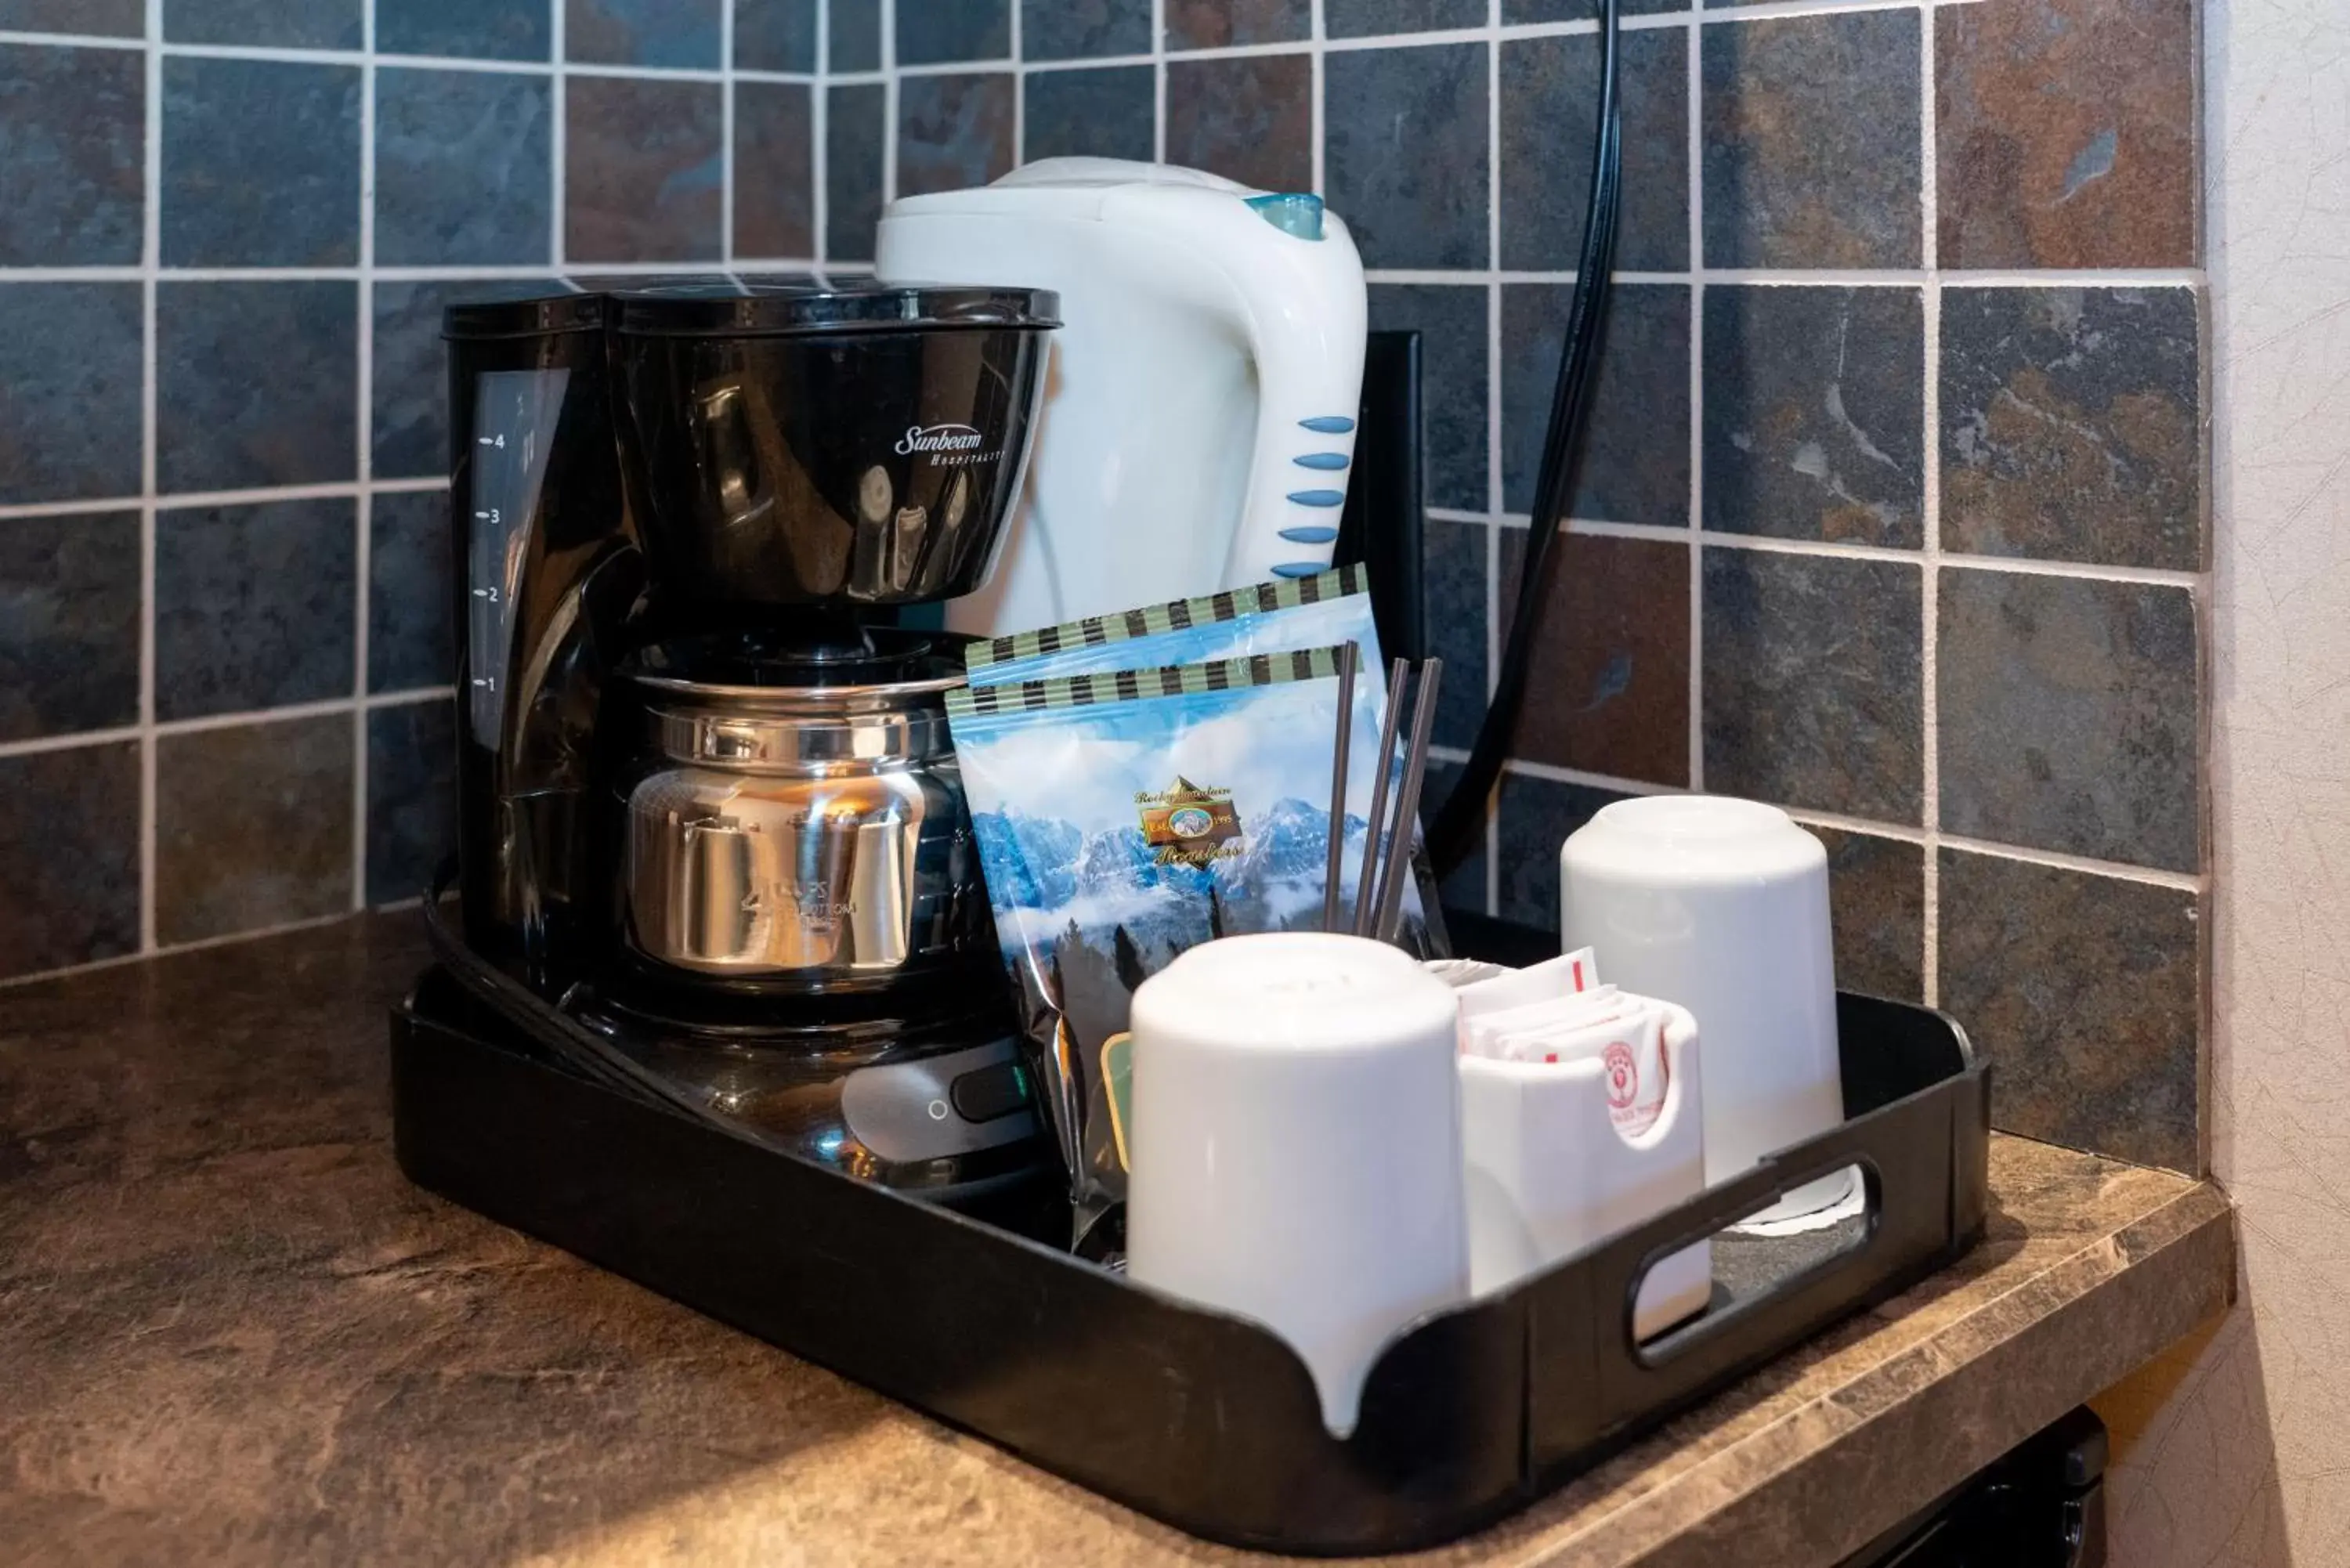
391;951;1990;1556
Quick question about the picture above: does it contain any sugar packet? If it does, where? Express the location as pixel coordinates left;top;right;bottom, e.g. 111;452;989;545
1450;948;1671;1137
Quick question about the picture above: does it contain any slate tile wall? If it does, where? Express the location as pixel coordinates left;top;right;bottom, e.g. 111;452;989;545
0;0;833;987
0;0;2210;1178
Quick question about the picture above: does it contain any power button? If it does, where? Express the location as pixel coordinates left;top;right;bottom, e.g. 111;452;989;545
949;1061;1029;1123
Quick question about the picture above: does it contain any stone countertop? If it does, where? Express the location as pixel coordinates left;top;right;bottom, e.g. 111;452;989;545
0;916;2232;1567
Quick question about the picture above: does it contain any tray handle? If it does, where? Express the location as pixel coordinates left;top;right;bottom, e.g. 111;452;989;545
1523;1078;1960;1473
1625;1152;1881;1368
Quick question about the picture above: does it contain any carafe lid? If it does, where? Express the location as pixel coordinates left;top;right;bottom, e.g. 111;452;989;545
624;630;966;771
625;627;967;702
614;282;1060;338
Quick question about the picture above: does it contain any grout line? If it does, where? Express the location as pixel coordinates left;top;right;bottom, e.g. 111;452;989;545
0;909;363;992
888;56;1022;75
1021;52;1148;75
1479;755;1683;800
1918;0;1942;1005
153;695;374;735
155;479;404;509
1782;802;1930;842
1482;0;1502;919
564;259;790;276
0;695;458;767
1916;830;2204;894
1483;509;1501;917
721;0;736;265
532;60;738;84
813;0;830;270
1152;0;1167;163
0;496;154;521
0;262;2210;287
1310;0;1326;195
350;0;376;916
1680;0;1954;23
371;263;568;279
367;51;585;78
1484;0;1501;286
0;686;525;761
1779;808;2206;891
1009;0;1024;161
1685;6;1705;794
137;0;162;956
0;266;150;281
551;0;567;269
363;685;457;708
1440;507;2204;586
880;0;898;205
0;724;143;760
0;29;147;49
139;42;778;81
1356;266;2200;287
1929;552;2200;588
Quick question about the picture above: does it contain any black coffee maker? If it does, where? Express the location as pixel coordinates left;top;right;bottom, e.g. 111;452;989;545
425;284;1061;1203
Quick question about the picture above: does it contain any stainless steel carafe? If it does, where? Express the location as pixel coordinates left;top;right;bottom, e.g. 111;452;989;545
618;645;980;992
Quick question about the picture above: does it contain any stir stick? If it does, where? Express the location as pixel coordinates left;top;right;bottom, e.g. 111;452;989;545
1321;641;1359;933
1351;659;1411;938
1372;659;1444;945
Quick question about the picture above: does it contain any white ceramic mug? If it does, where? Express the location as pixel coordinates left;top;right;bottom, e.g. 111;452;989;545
1559;797;1846;1219
1459;1003;1711;1336
1124;933;1468;1437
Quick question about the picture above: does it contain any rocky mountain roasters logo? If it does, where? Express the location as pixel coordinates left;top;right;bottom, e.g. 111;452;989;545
1134;777;1242;866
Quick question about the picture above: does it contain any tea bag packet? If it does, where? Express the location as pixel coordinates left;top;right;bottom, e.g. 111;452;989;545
947;645;1433;1249
965;566;1379;685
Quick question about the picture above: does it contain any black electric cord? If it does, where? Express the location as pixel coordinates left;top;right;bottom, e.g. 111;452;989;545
1427;0;1623;877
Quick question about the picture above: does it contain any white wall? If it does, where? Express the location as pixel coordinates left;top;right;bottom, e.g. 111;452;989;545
2095;0;2350;1560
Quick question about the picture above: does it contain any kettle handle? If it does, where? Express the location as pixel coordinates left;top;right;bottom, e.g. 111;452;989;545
1217;215;1368;588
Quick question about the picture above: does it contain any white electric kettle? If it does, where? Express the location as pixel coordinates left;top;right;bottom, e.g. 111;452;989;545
876;158;1368;634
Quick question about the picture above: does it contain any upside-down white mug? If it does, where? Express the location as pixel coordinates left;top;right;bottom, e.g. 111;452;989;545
1560;796;1847;1221
1124;933;1468;1437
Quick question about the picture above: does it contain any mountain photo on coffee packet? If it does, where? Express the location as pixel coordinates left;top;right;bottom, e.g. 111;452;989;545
966;561;1448;958
946;647;1433;1249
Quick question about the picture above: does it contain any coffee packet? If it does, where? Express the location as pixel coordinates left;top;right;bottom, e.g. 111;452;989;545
946;646;1434;1251
964;565;1377;685
965;564;1446;958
